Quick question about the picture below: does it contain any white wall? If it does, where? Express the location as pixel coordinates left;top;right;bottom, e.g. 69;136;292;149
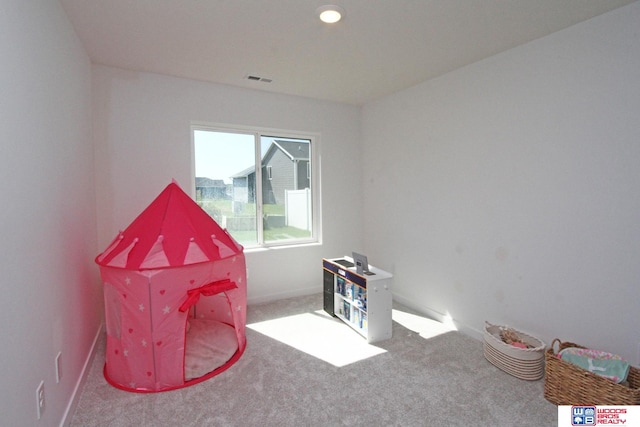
362;2;640;362
0;1;101;425
92;66;363;304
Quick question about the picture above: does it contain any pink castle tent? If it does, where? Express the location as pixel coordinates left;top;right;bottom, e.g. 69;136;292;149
95;182;246;392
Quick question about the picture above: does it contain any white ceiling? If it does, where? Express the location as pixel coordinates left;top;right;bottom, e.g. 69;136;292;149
60;0;636;105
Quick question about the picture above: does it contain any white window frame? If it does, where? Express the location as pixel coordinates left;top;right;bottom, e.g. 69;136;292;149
190;122;321;249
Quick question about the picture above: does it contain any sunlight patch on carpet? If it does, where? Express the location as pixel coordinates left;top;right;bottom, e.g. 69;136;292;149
247;310;386;367
392;309;456;339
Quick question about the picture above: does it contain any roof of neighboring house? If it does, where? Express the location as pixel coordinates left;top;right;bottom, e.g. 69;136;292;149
269;140;309;161
229;140;310;178
230;165;255;179
195;177;226;187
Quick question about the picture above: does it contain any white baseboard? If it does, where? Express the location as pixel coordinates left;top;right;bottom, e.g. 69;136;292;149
247;286;319;306
60;324;104;427
392;292;483;341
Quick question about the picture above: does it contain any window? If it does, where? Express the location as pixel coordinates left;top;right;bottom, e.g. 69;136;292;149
192;124;319;248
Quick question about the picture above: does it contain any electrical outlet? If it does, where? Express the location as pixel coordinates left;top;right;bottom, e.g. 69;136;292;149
55;352;62;383
36;380;45;420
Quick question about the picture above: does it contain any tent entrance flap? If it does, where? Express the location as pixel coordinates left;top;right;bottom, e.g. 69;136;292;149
184;290;238;380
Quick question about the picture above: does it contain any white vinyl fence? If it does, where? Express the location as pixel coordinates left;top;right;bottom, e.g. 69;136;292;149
285;188;311;231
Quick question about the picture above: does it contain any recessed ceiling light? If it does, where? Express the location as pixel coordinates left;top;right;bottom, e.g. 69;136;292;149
317;5;345;24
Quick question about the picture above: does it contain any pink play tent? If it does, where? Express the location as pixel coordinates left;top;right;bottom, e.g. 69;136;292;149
95;182;246;392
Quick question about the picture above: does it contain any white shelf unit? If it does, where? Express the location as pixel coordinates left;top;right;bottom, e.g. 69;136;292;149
322;257;393;343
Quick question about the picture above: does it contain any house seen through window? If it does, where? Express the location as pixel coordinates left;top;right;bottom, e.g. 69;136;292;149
193;126;318;248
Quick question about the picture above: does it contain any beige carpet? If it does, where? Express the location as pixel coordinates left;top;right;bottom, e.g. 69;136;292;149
70;293;557;426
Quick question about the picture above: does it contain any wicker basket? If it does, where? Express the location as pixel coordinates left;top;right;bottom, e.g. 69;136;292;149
483;321;545;380
544;339;640;405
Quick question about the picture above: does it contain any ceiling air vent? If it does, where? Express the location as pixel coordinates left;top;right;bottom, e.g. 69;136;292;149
246;74;273;83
